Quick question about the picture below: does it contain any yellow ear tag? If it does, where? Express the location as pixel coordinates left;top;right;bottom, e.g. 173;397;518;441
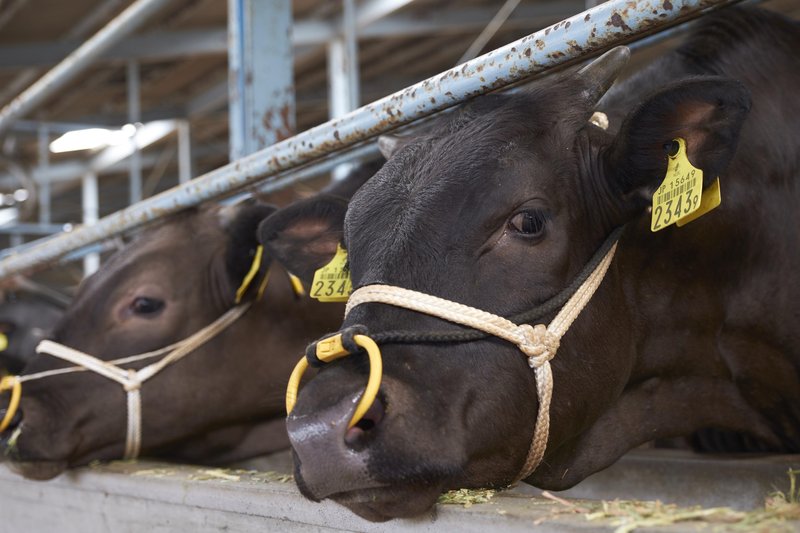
0;333;7;352
676;177;721;227
310;244;352;302
288;273;306;297
235;245;264;304
651;138;703;232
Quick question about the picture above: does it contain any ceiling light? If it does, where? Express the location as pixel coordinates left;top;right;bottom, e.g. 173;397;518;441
49;124;137;154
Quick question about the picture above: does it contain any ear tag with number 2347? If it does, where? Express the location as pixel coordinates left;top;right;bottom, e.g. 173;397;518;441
651;138;721;232
310;244;352;302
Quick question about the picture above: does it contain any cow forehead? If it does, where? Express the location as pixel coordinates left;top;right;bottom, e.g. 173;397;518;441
75;212;225;303
347;98;581;242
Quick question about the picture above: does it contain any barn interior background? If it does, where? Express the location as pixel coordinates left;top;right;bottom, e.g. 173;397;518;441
0;0;799;530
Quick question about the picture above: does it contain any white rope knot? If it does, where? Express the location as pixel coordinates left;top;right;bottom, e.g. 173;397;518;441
123;369;142;392
517;324;559;368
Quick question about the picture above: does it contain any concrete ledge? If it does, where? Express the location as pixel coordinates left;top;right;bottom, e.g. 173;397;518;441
0;450;798;532
551;449;800;510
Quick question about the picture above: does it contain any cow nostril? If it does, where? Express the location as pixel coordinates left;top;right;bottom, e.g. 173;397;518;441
344;397;385;449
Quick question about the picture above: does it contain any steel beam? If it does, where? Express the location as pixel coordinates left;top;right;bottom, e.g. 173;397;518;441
227;0;295;161
329;0;361;181
0;0;172;136
37;123;51;225
0;0;740;278
127;61;143;203
81;172;99;276
0;223;68;236
177;120;192;184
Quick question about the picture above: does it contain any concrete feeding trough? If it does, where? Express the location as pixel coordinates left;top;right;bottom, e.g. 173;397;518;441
1;450;797;531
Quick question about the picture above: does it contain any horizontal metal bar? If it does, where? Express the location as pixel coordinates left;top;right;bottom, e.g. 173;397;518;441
0;223;68;235
0;0;172;135
0;0;737;279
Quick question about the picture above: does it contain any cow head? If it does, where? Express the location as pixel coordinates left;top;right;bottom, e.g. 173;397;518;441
0;200;343;480
259;47;752;520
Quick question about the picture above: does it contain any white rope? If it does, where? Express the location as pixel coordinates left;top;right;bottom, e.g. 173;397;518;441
344;242;617;481
30;303;251;460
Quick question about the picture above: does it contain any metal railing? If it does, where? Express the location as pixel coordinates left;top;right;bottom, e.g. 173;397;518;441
0;0;738;280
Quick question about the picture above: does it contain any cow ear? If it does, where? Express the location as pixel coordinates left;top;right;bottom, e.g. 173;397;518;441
377;134;412;159
257;195;348;285
605;77;751;207
221;200;278;295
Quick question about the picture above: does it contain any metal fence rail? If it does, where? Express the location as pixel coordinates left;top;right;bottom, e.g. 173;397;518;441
0;0;737;280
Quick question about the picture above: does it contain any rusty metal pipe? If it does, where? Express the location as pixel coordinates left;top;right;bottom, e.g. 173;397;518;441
0;0;738;279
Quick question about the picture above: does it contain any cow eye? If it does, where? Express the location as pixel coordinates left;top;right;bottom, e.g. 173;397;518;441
508;209;548;238
130;297;165;316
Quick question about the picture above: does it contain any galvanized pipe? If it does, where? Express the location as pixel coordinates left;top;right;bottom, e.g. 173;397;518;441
0;0;737;279
0;0;172;136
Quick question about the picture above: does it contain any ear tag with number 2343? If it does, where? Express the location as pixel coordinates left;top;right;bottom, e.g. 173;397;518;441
651;138;721;232
310;244;352;302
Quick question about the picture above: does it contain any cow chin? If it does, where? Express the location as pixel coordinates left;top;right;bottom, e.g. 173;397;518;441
330;483;446;522
6;459;68;480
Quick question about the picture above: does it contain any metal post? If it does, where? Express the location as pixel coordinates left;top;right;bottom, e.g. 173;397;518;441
127;60;142;203
0;0;172;135
227;0;295;160
177;119;192;183
329;0;361;181
0;0;741;279
82;172;99;276
37;122;50;225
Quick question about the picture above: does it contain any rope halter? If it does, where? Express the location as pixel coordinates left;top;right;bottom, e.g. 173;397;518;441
0;245;275;460
285;232;620;482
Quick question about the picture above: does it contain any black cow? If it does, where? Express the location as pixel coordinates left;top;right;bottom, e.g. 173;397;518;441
0;160;381;481
0;291;65;374
258;7;800;521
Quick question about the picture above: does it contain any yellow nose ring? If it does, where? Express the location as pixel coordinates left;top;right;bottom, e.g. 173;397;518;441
0;375;21;433
286;333;382;429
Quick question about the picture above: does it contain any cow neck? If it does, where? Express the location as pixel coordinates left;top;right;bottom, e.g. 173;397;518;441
0;245;276;460
287;226;622;484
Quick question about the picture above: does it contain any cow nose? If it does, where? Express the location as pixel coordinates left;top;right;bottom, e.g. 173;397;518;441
287;391;385;500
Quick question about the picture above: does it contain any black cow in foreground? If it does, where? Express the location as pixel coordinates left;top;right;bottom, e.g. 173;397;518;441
0;160;381;480
258;7;800;521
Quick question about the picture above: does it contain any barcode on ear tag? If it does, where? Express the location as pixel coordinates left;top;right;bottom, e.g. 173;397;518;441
310;244;352;302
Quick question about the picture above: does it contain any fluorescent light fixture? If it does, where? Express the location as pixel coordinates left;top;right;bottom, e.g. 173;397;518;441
0;207;19;227
49;124;137;154
12;189;28;202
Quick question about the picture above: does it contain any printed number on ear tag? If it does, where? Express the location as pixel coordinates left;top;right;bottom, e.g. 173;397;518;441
310;244;352;302
651;138;703;232
676;177;721;227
